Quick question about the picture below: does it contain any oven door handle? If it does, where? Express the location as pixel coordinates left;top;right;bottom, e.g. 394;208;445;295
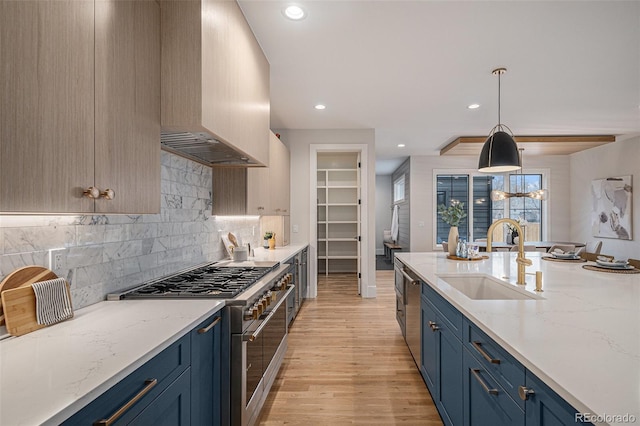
244;285;294;342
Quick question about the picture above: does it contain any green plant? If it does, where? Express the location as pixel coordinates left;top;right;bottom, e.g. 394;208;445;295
263;231;273;239
437;200;467;227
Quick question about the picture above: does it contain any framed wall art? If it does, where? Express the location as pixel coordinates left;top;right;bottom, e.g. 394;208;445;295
591;175;633;240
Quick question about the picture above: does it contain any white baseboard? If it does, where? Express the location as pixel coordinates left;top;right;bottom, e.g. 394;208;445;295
376;248;384;256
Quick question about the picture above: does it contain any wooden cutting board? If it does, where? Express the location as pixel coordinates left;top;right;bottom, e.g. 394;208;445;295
2;280;72;336
0;266;58;326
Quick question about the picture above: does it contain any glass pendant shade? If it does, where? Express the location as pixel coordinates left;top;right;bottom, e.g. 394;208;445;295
478;129;522;172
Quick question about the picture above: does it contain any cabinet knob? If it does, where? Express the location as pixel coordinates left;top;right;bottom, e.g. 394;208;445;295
428;321;440;332
83;186;100;199
100;189;115;200
518;385;535;401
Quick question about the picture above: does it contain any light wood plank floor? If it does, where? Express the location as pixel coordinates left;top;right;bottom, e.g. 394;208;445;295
257;271;442;425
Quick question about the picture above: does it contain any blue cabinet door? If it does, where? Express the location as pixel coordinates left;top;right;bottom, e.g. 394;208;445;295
438;319;463;426
130;368;191;426
421;296;438;394
463;347;524;426
524;371;591;426
190;312;223;426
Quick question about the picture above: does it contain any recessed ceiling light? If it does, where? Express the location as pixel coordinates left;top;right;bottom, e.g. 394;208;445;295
467;104;480;109
283;5;306;20
397;144;406;148
314;104;326;110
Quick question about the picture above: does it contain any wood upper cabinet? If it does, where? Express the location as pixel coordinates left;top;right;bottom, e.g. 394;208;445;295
0;0;95;213
161;0;270;166
0;0;160;214
94;0;160;214
247;132;290;215
213;132;290;216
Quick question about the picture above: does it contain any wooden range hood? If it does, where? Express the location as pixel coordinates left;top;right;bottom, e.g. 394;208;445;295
440;135;616;156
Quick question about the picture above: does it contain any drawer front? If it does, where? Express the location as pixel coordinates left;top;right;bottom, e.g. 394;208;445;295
423;282;463;339
63;333;191;425
463;319;525;410
463;347;524;426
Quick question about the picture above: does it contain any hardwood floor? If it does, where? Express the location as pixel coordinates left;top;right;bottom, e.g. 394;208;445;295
258;271;442;425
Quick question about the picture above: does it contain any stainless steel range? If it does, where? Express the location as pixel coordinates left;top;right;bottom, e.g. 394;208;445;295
109;259;294;426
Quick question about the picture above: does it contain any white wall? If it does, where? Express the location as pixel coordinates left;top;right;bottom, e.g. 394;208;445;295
409;154;571;252
570;136;640;259
276;129;377;297
375;175;392;255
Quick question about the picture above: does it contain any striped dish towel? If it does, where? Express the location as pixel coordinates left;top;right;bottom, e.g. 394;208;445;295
32;278;73;326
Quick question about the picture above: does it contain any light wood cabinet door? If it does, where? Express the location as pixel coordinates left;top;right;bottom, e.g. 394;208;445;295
247;132;290;215
95;0;161;214
0;0;95;213
269;133;290;215
201;0;269;166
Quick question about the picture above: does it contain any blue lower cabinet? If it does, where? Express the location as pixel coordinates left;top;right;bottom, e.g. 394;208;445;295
421;296;438;392
463;347;524;426
524;371;592;425
130;368;191;426
438;322;463;426
421;294;463;426
190;312;223;426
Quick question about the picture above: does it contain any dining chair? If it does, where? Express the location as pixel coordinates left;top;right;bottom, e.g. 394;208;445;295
585;241;603;255
510;245;537;252
580;252;613;262
548;244;576;254
627;258;640;269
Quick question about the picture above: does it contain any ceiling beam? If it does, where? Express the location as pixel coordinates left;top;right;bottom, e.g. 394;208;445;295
440;135;616;156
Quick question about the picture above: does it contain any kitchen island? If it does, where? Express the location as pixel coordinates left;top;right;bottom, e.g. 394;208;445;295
396;251;639;425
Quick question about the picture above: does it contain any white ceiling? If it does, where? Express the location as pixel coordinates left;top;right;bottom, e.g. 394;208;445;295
238;1;640;174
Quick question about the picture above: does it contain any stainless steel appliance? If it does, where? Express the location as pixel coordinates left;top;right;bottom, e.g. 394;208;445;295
394;258;421;367
109;260;294;426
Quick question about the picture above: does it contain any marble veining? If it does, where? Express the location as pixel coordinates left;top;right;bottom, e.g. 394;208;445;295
396;251;640;425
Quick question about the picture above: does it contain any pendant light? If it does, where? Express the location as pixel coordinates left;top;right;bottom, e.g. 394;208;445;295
478;68;521;172
490;148;549;201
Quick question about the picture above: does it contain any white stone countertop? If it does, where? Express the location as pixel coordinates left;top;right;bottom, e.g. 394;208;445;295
0;299;225;426
396;251;640;426
250;244;308;264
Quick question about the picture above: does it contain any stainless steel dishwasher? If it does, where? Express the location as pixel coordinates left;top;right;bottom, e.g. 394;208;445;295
400;261;422;368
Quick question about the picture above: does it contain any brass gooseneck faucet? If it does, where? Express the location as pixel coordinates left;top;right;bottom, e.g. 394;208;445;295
486;218;533;285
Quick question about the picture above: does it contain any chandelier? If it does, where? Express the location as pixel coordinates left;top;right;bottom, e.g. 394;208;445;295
490;149;548;201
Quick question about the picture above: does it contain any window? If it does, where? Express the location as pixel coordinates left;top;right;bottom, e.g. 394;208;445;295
393;175;405;203
436;175;469;243
435;172;545;245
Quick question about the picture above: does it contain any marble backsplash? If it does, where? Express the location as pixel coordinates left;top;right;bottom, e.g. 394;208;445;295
0;152;261;309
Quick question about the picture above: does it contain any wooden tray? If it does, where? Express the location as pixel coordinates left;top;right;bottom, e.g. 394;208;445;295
0;266;58;326
542;256;586;263
582;265;640;274
447;255;489;261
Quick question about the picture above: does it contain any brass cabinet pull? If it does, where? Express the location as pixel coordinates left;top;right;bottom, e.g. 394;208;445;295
83;186;100;199
401;269;418;285
428;321;440;332
94;378;158;426
472;341;501;364
471;368;499;395
100;188;115;200
518;385;535;401
197;316;221;334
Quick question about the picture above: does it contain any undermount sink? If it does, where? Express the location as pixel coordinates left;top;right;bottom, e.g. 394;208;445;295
437;274;543;300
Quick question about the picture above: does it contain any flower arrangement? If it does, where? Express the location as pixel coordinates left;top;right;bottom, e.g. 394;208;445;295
437;200;467;227
506;217;528;236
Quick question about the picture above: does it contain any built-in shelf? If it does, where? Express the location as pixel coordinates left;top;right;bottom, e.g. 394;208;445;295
317;153;361;275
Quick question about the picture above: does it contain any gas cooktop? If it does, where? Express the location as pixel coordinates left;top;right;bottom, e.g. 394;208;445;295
115;261;279;299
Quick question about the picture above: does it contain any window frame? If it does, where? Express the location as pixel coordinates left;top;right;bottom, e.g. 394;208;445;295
433;168;550;247
393;174;405;203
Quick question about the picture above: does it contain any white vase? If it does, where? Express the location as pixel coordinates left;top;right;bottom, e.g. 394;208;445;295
448;226;459;256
